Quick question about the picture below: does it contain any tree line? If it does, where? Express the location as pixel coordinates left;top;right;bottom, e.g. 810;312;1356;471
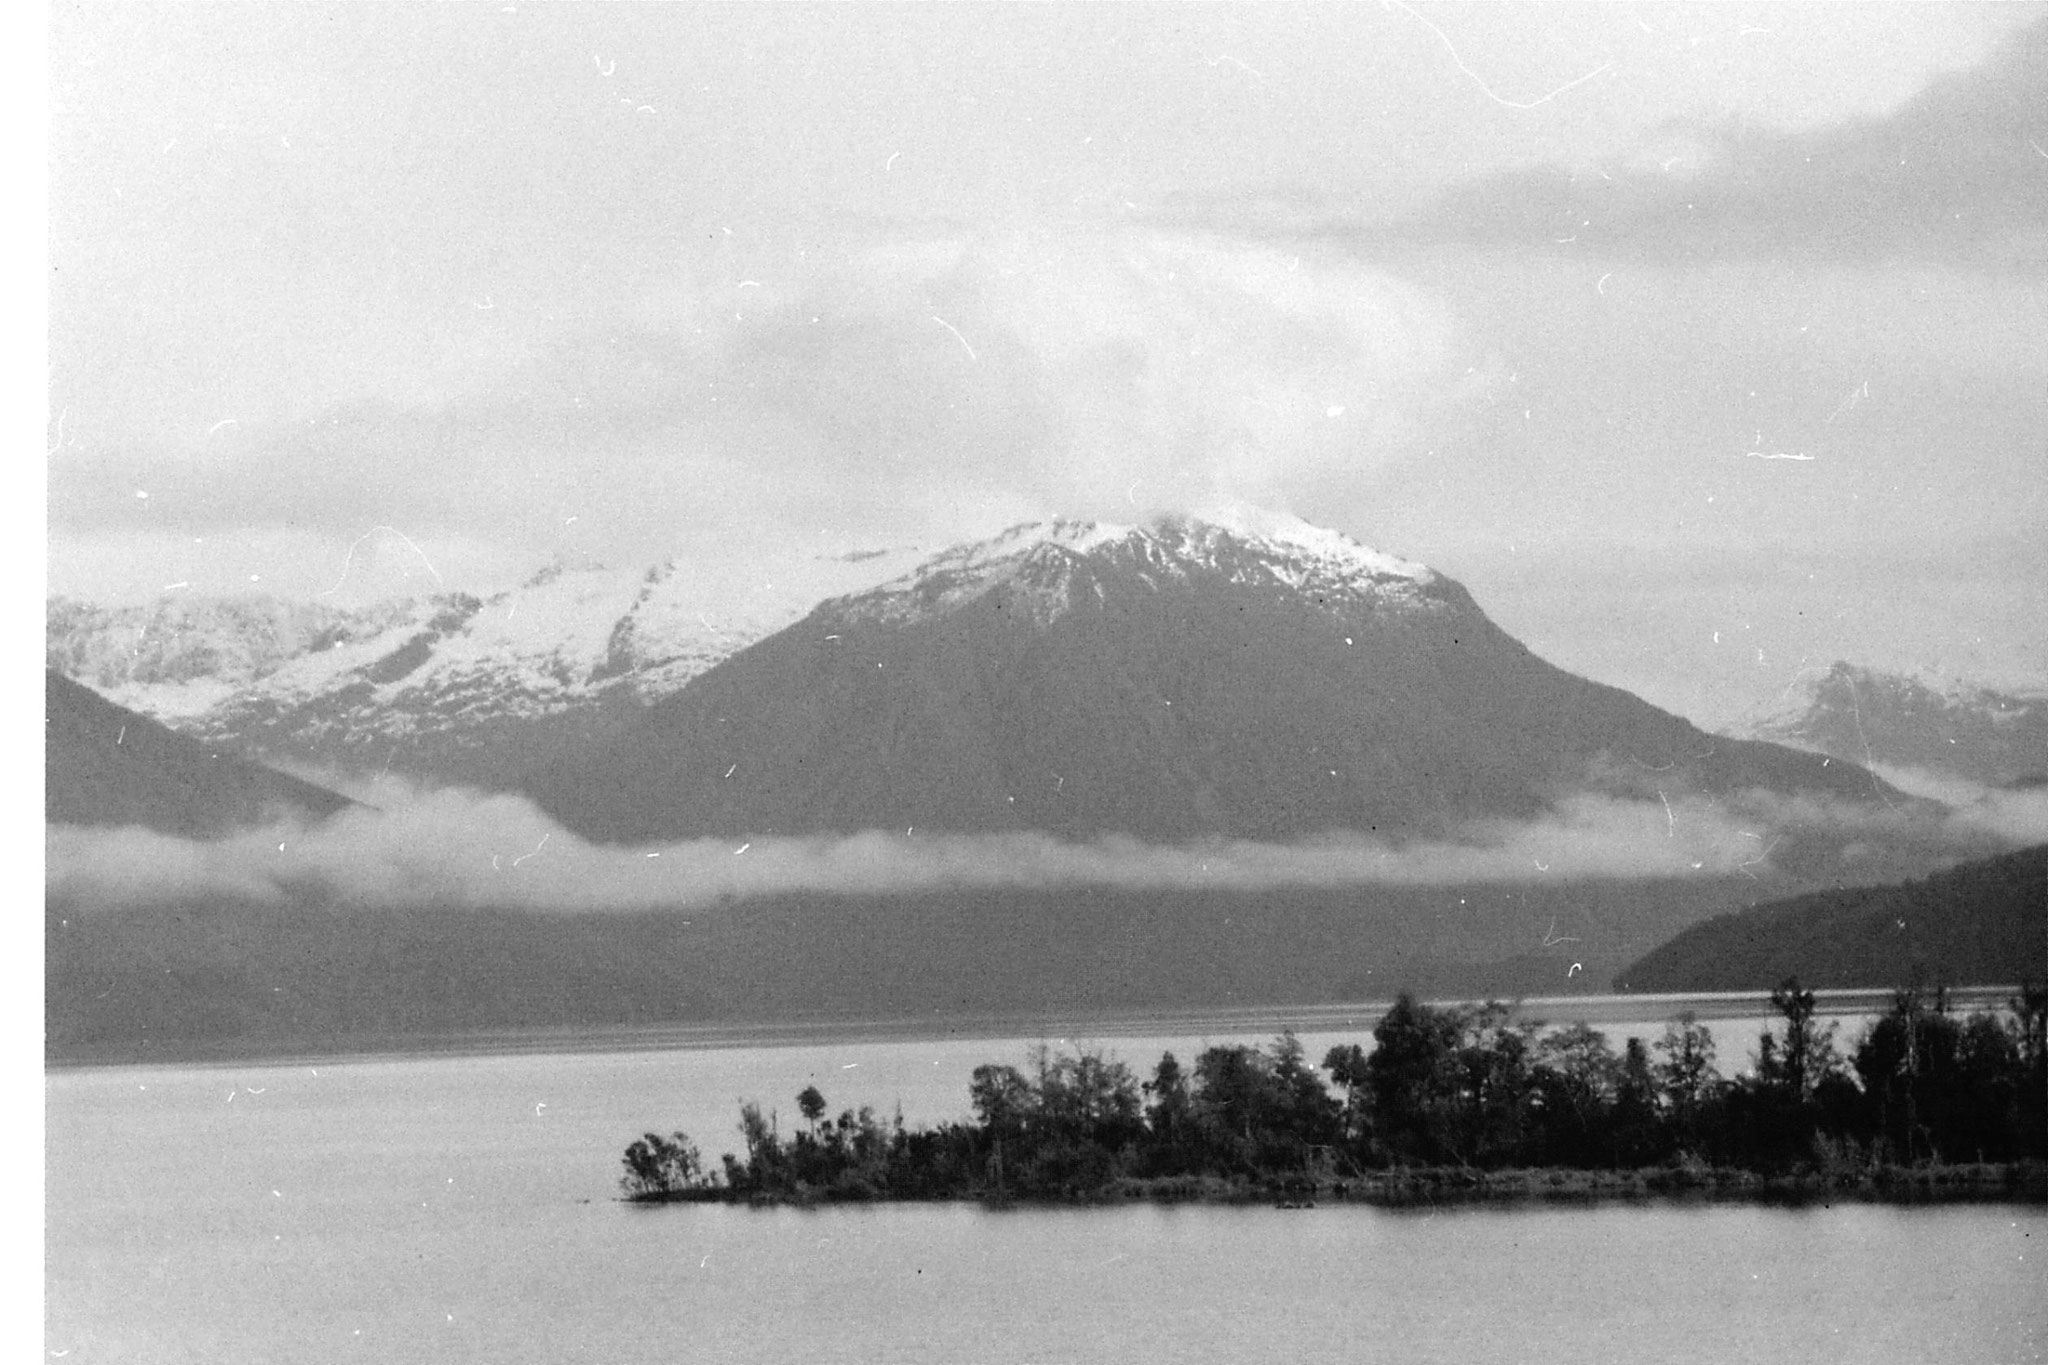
622;980;2048;1203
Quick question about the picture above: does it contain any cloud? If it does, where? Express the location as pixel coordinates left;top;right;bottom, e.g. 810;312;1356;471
731;226;1475;516
1863;763;2048;848
45;774;2042;917
47;224;1479;598
1175;17;2048;268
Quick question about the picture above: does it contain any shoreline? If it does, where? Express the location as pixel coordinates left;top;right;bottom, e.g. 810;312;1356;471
625;1160;2048;1210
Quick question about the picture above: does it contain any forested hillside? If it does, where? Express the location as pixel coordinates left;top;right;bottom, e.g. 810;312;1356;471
1618;845;2047;992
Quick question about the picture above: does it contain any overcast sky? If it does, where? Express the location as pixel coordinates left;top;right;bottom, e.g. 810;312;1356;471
46;3;2047;727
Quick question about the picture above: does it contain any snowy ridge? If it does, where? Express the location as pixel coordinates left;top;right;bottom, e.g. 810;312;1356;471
1175;501;1433;582
52;544;930;775
832;510;1439;627
188;561;816;746
46;594;434;718
832;520;1137;626
1749;661;2048;732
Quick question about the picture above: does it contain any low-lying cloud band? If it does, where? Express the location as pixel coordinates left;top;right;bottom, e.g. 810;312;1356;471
46;777;2047;916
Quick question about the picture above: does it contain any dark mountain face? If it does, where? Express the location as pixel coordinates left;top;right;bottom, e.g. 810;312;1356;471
1751;662;2048;788
1617;843;2048;993
530;514;1892;844
46;671;355;836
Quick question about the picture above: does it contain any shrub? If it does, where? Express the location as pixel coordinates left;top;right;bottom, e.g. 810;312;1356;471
621;1130;713;1199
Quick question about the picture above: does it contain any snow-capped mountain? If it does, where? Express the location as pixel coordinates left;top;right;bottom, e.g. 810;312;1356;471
530;511;1899;845
47;547;928;788
1747;662;2048;787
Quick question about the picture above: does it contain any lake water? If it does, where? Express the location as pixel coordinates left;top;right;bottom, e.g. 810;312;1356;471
46;998;2047;1363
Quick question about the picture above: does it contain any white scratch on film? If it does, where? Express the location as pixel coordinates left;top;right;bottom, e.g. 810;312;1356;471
931;315;978;362
1380;0;1611;110
322;526;446;596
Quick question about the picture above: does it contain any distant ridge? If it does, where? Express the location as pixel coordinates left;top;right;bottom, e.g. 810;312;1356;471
1616;843;2048;993
46;671;355;836
1749;661;2048;787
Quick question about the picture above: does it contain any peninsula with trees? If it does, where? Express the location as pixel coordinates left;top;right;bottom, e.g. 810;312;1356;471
621;981;2048;1207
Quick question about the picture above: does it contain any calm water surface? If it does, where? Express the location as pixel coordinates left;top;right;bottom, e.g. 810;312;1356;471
47;1007;2048;1363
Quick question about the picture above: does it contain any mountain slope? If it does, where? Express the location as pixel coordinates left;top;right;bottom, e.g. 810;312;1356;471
46;671;355;836
47;873;1760;1061
1749;662;2048;787
1616;844;2048;992
531;512;1895;844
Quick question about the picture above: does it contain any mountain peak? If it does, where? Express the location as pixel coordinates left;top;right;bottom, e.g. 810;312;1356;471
830;510;1437;629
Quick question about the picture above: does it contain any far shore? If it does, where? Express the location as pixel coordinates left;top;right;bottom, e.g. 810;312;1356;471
43;985;2025;1071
